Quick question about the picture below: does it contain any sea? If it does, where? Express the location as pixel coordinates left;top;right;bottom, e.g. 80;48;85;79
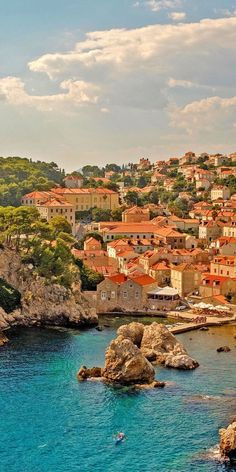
0;316;236;472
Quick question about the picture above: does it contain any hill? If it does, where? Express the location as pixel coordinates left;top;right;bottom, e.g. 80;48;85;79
0;156;65;206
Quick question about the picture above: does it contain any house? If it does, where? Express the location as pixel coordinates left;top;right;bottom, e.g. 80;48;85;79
21;190;57;206
199;221;222;243
199;275;236;298
96;274;158;312
122;206;150;223
149;261;171;286
137;158;152;170
210;256;236;278
84;237;102;251
147;286;180;311
37;198;76;234
171;263;202;297
64;174;84;188
223;222;236;238
211;186;230;201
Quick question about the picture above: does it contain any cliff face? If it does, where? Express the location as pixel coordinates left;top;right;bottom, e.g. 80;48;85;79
0;248;98;332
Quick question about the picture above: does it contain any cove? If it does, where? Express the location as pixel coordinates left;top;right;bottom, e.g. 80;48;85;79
0;322;236;472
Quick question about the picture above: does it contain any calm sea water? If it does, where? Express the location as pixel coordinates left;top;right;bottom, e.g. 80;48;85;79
0;319;236;472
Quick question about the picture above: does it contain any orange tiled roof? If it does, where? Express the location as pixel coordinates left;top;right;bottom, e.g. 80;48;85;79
130;274;156;286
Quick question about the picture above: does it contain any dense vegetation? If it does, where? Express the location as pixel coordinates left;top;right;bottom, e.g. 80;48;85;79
0;278;21;313
0;206;103;290
0;157;65;206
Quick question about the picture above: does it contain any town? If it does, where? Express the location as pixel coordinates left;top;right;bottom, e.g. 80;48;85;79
20;150;236;316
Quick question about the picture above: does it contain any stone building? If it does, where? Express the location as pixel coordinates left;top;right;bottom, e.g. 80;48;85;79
96;274;157;313
122;206;150;223
36;198;76;234
171;263;202;297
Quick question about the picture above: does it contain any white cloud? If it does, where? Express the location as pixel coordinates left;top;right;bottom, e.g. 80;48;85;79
146;0;182;12
0;76;100;111
28;17;236;92
169;95;236;134
168;11;186;21
168;78;197;88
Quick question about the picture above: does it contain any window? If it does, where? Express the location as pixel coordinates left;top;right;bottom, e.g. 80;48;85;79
101;291;106;300
123;291;128;298
135;291;139;299
111;291;116;299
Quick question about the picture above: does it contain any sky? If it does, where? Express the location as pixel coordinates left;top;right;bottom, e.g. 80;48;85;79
0;0;236;171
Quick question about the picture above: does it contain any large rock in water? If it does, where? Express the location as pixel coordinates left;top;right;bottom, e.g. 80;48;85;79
141;323;199;370
103;335;155;385
219;421;236;463
117;322;144;347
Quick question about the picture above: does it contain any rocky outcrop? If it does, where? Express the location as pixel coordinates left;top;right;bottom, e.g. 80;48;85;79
0;248;98;330
77;366;102;380
217;346;231;353
219;421;236;463
0;331;8;346
141;323;199;370
103;335;155;385
117;322;144;347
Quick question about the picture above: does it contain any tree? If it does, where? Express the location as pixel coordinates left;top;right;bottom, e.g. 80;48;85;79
91;208;112;222
0;156;64;206
75;259;104;290
105;163;121;173
137;175;148;188
50;216;72;236
124;190;139;206
81;165;104;178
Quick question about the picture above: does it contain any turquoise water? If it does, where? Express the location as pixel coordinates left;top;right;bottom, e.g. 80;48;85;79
0;322;236;472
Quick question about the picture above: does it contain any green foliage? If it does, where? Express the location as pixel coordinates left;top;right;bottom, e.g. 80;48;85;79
105;163;121;173
82;165;104;178
50;216;72;236
168;198;191;218
124;190;139;206
75;259;104;291
0;156;64;206
91;208;112;222
0;277;21;313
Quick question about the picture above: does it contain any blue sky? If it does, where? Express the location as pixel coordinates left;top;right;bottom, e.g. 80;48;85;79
0;0;236;171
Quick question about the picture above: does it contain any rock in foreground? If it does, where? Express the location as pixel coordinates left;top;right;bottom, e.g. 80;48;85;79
117;322;144;347
219;421;236;463
0;332;8;346
141;323;199;370
103;335;155;385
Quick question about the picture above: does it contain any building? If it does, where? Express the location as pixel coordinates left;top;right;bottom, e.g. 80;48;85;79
21;190;56;206
52;187;119;211
199;221;222;243
37;198;76;234
210;256;236;278
122;206;150;223
84;237;102;251
211;186;230;201
64;175;84;188
96;274;157;312
171;263;202;296
147;287;180;311
149;261;171;286
223;222;236;238
199;275;236;298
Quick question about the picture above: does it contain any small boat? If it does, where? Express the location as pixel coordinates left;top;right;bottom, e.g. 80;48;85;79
114;433;126;445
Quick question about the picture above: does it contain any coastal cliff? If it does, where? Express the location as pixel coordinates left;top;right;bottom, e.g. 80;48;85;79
0;248;98;335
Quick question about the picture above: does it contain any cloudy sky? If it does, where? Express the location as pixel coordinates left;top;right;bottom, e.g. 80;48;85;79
0;0;236;171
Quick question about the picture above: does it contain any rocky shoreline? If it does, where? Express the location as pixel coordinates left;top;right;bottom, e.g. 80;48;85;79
0;248;98;342
77;321;199;388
